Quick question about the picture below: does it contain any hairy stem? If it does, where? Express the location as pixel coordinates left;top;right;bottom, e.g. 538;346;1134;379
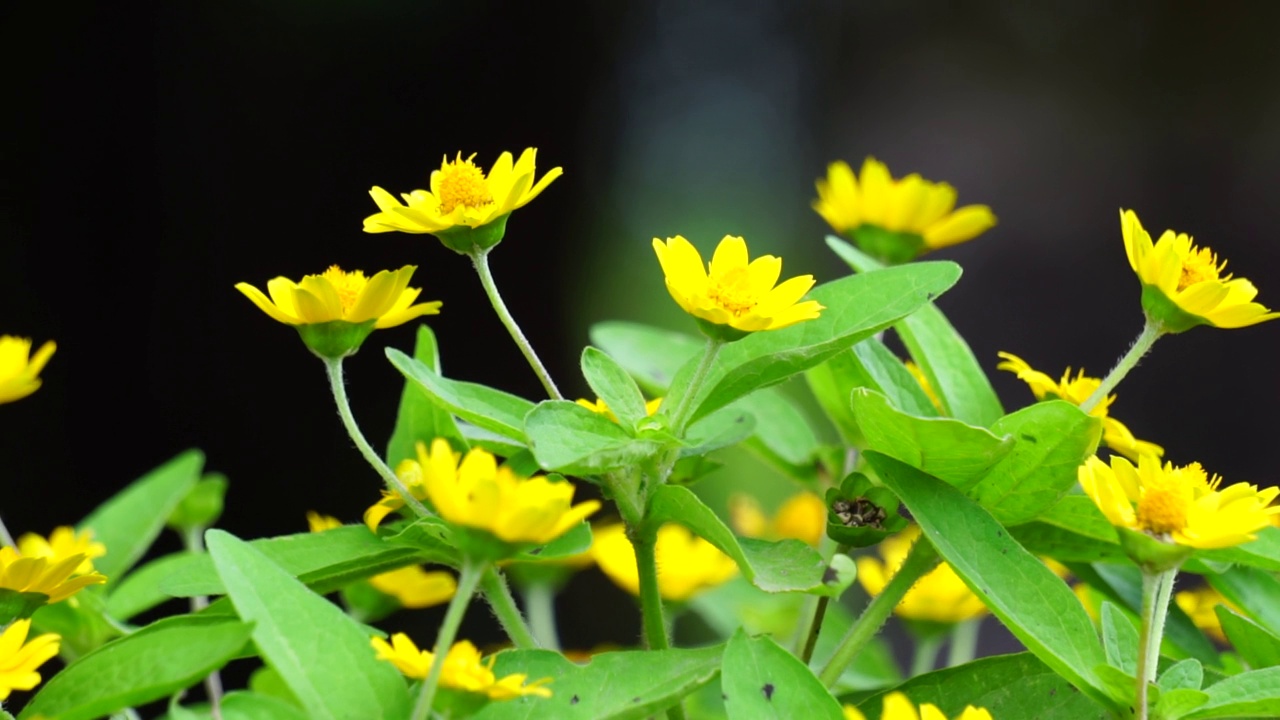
667;338;723;435
411;559;485;720
1080;320;1162;414
480;567;540;650
470;249;562;400
523;582;561;651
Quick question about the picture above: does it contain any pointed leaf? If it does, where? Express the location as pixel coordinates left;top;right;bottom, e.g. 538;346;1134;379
106;551;197;621
1215;606;1280;669
387;347;534;442
387;325;468;465
721;629;842;719
1159;659;1204;692
1184;668;1280;719
1207;566;1280;637
581;347;649;427
525;400;663;475
1101;602;1139;676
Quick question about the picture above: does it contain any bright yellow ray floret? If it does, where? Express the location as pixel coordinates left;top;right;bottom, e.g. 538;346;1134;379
996;351;1161;461
364;148;561;235
0;545;106;604
844;691;993;720
857;526;986;624
0;619;61;701
814;157;996;260
652;235;824;334
0;336;56;405
575;396;663;423
1121;209;1279;331
592;522;737;602
235;265;440;329
371;634;551;699
307;513;456;609
1079;454;1280;549
17;526;106;576
730;491;827;547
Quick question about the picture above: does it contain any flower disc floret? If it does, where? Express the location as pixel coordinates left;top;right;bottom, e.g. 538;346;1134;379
371;635;551;699
0;336;56;405
591;522;737;602
1121;209;1278;331
1079;454;1280;549
0;619;60;701
857;527;986;624
652;235;824;335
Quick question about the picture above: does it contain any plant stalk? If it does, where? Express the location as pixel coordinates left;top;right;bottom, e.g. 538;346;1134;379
797;544;849;664
479;567;540;650
470;249;562;400
1080;320;1163;414
523;582;561;651
411;558;485;720
1134;567;1178;720
910;635;943;676
182;527;224;720
667;338;722;435
945;618;982;668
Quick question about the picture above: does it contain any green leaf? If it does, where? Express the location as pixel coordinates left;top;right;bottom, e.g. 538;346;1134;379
206;530;411;720
1216;606;1280;669
648;484;855;596
166;474;228;531
581;346;649;428
865;451;1113;710
853;652;1108;719
805;339;938;445
1037;495;1119;544
682;405;756;457
525;400;663;475
1009;523;1129;564
19;615;252;720
729;389;821;482
1196;527;1280;573
851;387;1013;490
827;236;1003;426
1101;602;1139;676
1154;688;1210;720
0;589;49;625
387;347;534;442
970;401;1102;525
161;691;309;720
105;551;196;621
386;325;469;466
1159;659;1204;692
1071;563;1218;665
1207;566;1280;636
472;646;723;720
678;261;962;425
160;525;449;598
721;629;842;719
1184;667;1280;719
590;321;703;395
79;450;203;582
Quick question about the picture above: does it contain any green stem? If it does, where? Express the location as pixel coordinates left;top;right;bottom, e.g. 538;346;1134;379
522;582;561;651
818;538;939;687
480;567;540;650
470;249;562;400
0;515;15;548
910;635;943;676
322;357;430;518
632;522;670;651
1134;568;1178;720
182;528;223;719
1080;320;1163;414
412;559;486;720
667;338;722;435
797;544;849;664
945;618;982;668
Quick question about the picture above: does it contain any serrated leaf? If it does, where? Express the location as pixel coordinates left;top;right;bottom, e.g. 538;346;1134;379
1184;667;1280;719
524;400;663;475
386;325;468;466
581;347;648;428
1215;606;1280;669
721;629;842;719
387;347;534;442
19;615;252;720
206;530;411;720
1101;602;1139;676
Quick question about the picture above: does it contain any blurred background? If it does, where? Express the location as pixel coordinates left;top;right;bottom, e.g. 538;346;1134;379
3;0;1279;672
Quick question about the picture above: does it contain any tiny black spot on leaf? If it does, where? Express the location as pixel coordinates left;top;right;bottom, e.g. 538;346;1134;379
1000;548;1008;555
823;566;839;584
1049;689;1056;696
1020;433;1038;443
570;695;579;705
633;697;641;703
926;292;937;301
529;547;543;555
762;683;775;700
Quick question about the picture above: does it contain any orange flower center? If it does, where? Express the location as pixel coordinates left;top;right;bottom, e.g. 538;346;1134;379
707;267;758;317
1136;474;1192;535
321;266;367;315
1178;245;1224;292
437;155;494;215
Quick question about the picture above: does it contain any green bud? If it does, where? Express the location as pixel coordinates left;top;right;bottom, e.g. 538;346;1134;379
849;225;926;265
432;214;511;255
295;319;377;359
1140;284;1203;334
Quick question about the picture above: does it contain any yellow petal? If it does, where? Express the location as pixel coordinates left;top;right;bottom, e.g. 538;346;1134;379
922;205;997;249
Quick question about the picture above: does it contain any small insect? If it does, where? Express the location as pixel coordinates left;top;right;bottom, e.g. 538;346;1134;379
831;496;886;529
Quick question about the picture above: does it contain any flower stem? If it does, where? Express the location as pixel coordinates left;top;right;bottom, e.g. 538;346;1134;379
797;544;850;664
469;249;562;400
0;515;15;548
818;537;939;687
182;527;223;720
412;558;485;720
632;521;670;651
480;567;540;650
523;582;561;651
1134;567;1178;720
910;635;943;676
1080;320;1163;414
668;338;723;435
322;357;430;518
945;618;981;668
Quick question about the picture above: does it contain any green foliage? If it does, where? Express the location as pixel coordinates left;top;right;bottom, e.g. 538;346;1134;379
166;474;228;531
1207;566;1280;636
162;692;310;720
1183;667;1280;719
1101;602;1139;676
104;551;196;621
720;629;843;719
1215;606;1280;669
524;400;664;475
580;346;650;428
1070;563;1218;665
387;347;534;443
805;338;939;445
386;324;469;465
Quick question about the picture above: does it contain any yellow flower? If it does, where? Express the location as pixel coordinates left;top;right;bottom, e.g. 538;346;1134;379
16;527;106;576
371;635;551;699
652;235;824;337
904;360;943;412
0;620;60;701
0;336;56;405
996;351;1162;461
1078;454;1280;549
364;148;562;253
307;513;456;609
729;492;827;547
814;158;996;263
0;546;106;604
236;265;440;329
306;511;343;533
575;396;663;423
857;527;986;624
1174;585;1235;644
1121;209;1278;332
844;692;993;720
591;522;737;602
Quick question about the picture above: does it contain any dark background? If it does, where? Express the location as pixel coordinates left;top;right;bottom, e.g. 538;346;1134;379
3;0;1279;673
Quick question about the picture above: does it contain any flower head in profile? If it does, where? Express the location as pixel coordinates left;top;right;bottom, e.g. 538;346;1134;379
0;336;56;405
814;157;996;264
0;544;106;606
235;265;440;358
575;396;663;424
857;526;986;624
997;351;1161;461
372;635;551;699
0;619;61;701
592;522;737;602
364;148;562;254
843;691;992;720
652;235;824;339
17;526;106;576
308;513;455;609
730;492;827;547
1079;454;1280;550
1121;209;1278;332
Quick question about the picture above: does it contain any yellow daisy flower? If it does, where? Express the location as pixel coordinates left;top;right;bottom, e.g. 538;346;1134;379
371;635;551;699
814;157;996;263
857;527;987;624
729;491;827;547
592;522;737;602
996;351;1162;461
0;619;60;701
843;692;993;720
307;513;456;609
364;148;562;253
16;526;106;576
1174;584;1235;644
0;545;106;604
651;235;824;337
575;396;663;423
1121;209;1278;332
0;336;56;405
1078;454;1280;549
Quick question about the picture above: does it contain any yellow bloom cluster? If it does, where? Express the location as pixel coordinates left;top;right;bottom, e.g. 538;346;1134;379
729;492;827;547
843;691;992;720
0;619;60;701
371;634;551;700
592;523;737;602
236;265;440;329
0;336;56;405
857;527;986;624
307;513;456;609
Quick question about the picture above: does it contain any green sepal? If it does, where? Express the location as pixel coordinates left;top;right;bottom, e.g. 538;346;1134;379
823;472;908;548
1140;284;1206;334
694;317;750;343
848;224;927;265
166;474;228;531
295;319;377;359
431;214;510;254
1116;526;1193;573
0;588;50;624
